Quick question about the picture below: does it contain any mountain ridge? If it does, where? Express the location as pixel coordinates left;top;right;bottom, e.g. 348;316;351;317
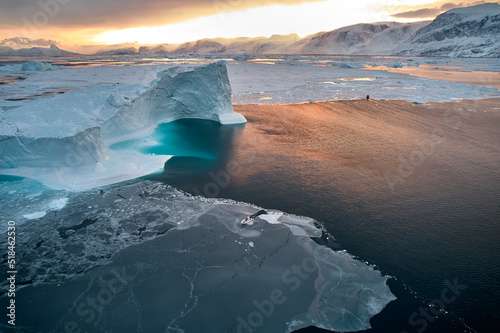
1;3;498;58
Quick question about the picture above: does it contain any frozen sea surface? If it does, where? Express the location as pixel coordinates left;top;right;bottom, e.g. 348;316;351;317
0;56;499;110
226;61;500;104
0;179;395;333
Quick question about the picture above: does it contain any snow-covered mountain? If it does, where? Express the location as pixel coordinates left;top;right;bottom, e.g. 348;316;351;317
0;46;14;54
282;22;429;55
164;34;301;54
94;47;138;56
393;3;500;57
0;44;78;56
173;39;227;54
142;3;500;57
245;34;301;53
2;3;498;58
138;44;177;54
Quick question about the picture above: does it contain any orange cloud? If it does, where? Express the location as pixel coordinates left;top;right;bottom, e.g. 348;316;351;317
0;0;328;31
390;0;489;19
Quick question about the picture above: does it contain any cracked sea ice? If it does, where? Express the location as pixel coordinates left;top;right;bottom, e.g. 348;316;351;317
4;180;395;333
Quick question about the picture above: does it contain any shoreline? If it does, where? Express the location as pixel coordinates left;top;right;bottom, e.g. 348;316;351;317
364;64;500;90
234;96;500;106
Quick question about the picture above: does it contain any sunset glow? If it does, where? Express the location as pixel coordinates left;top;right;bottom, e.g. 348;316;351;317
94;1;422;45
0;0;494;48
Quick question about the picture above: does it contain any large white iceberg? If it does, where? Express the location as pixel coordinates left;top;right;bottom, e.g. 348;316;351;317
0;61;246;190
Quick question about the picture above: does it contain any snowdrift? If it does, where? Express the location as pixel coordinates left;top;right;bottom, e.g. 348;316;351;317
0;61;246;190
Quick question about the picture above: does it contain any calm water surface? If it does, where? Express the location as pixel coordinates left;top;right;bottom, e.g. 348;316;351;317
138;111;499;333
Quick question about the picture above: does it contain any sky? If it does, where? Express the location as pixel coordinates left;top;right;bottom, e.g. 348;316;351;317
0;0;494;49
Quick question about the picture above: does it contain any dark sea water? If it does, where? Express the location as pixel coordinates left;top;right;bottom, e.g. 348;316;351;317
141;114;500;333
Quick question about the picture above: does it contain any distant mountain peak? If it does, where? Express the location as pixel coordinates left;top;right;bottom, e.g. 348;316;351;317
269;33;300;40
447;2;500;15
0;44;78;56
2;3;498;58
393;2;500;57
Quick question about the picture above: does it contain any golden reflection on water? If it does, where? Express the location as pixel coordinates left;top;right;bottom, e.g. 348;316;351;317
232;98;500;203
340;77;376;81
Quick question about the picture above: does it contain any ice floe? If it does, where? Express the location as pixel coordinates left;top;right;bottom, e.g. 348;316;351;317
1;180;395;333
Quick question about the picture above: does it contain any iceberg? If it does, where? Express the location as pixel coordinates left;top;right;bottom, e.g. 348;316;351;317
0;61;246;190
20;61;61;71
0;61;60;72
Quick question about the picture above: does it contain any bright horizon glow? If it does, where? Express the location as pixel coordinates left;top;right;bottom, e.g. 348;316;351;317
94;0;428;45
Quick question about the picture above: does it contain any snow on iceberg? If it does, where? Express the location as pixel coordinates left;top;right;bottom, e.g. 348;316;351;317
20;61;61;71
0;61;61;72
0;61;246;190
104;60;246;143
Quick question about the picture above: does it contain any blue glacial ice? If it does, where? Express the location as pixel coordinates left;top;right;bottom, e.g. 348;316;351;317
0;62;245;190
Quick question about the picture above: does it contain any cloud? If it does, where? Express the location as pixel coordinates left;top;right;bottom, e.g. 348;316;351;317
391;1;487;19
391;7;441;19
0;37;60;46
0;0;328;30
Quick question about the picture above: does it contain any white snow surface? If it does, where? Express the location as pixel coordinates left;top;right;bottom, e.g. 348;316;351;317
48;197;69;210
0;61;246;190
23;211;47;220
